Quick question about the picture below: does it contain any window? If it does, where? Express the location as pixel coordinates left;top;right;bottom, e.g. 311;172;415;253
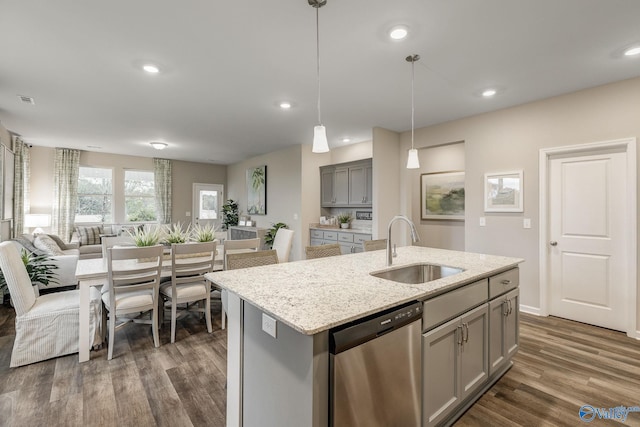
76;167;113;223
125;170;157;222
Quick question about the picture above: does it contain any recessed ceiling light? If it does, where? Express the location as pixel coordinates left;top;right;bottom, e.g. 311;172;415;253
143;64;160;74
624;46;640;56
389;26;408;40
342;138;351;143
482;89;497;97
279;102;292;109
150;142;168;150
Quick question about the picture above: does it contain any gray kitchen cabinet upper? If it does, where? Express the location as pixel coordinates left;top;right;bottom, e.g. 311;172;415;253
320;159;372;207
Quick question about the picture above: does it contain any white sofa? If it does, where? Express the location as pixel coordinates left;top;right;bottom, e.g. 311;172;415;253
70;223;154;259
11;234;80;289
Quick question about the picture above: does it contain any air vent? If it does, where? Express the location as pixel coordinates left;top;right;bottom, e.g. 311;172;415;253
18;95;35;105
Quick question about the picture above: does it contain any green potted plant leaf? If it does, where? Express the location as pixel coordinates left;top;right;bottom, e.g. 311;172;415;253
222;199;239;230
264;222;288;248
164;222;191;244
126;226;162;247
337;212;353;229
191;222;217;242
0;249;59;300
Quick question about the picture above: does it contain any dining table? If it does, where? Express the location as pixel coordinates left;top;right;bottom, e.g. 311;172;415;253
74;244;246;362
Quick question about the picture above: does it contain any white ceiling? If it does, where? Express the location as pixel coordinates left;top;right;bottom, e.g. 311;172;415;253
1;0;639;164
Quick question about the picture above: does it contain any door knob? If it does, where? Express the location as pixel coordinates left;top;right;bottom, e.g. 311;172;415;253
550;241;558;246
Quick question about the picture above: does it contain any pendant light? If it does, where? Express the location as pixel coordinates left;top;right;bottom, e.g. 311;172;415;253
310;0;329;153
406;54;420;169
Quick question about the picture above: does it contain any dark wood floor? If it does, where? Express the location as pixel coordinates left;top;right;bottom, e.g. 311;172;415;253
1;300;639;427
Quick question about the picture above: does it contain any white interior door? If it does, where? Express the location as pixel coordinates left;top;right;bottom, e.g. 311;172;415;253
192;183;224;230
548;149;628;331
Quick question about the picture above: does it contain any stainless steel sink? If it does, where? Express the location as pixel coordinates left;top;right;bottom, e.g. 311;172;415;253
371;263;464;284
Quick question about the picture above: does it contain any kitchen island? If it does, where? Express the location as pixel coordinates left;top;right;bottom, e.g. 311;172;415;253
205;246;523;427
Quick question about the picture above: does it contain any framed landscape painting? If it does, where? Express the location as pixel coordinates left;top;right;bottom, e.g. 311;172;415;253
247;165;267;215
421;171;465;220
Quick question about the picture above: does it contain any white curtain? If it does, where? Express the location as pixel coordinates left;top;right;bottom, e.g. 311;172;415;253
13;137;30;236
52;148;80;241
153;158;172;224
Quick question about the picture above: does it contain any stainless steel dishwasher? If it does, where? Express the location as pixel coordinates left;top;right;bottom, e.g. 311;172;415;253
330;301;422;427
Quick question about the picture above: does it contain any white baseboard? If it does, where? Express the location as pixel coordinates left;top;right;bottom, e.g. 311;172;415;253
628;330;640;340
519;305;542;316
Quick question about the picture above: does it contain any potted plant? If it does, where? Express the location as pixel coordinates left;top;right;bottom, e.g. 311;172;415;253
0;249;59;300
222;199;239;230
337;212;353;229
191;222;217;242
163;222;191;244
126;226;162;247
264;222;288;248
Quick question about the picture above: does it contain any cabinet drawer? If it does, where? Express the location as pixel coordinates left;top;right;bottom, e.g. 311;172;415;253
489;268;519;299
310;229;323;239
423;279;488;331
353;234;372;244
310;238;323;246
338;232;354;243
323;231;338;240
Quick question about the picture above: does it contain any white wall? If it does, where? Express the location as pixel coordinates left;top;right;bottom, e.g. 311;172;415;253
400;76;640;331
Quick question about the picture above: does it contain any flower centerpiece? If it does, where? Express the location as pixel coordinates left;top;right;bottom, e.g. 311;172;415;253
164;222;191;244
191;222;217;242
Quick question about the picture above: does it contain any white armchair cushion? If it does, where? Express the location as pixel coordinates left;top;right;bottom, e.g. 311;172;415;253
160;281;208;300
102;289;154;311
34;234;64;256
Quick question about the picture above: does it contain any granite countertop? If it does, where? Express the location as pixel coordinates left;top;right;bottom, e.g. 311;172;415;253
204;246;523;336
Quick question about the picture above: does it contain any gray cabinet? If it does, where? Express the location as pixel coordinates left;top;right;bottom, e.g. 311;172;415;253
422;303;488;427
310;228;371;254
348;164;372;205
320;159;372;207
489;288;519;376
228;226;268;249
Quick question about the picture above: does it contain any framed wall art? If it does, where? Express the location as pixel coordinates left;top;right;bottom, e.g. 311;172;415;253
484;170;523;212
421;171;465;220
247;165;267;215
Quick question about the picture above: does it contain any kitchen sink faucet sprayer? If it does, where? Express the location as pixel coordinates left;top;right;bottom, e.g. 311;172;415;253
387;215;420;266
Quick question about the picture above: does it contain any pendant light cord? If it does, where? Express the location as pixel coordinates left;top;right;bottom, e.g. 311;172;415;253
316;5;322;125
411;58;415;150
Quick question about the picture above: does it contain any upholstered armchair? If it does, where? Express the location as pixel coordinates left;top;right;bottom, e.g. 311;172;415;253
0;241;102;367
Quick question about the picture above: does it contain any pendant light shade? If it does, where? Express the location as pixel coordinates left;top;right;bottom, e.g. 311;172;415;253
406;54;420;169
406;148;420;169
310;0;329;153
313;125;329;153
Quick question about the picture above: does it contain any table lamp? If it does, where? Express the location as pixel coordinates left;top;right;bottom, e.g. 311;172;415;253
24;214;51;235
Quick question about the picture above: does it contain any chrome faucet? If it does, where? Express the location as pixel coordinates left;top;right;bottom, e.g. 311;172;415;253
387;215;420;266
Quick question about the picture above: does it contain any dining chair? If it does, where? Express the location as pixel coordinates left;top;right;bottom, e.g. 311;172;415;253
223;237;261;270
103;245;163;360
226;249;279;270
363;239;387;252
0;241;102;367
160;241;216;343
101;235;134;258
271;228;295;263
305;243;341;259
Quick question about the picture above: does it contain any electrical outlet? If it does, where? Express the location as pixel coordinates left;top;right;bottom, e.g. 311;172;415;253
479;217;486;227
293;213;298;220
523;218;531;229
262;313;277;338
185;211;191;217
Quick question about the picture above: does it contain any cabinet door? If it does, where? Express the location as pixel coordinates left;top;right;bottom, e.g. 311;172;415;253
321;168;335;206
365;164;373;205
422;317;461;427
333;168;349;205
505;288;519;359
348;165;366;205
459;304;489;401
338;243;353;255
488;297;507;376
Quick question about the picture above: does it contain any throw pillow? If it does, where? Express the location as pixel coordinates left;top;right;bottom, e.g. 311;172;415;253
34;234;64;256
75;225;102;246
47;234;69;250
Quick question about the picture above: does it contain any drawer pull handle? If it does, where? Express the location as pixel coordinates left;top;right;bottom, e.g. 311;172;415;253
501;279;511;285
457;325;463;346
